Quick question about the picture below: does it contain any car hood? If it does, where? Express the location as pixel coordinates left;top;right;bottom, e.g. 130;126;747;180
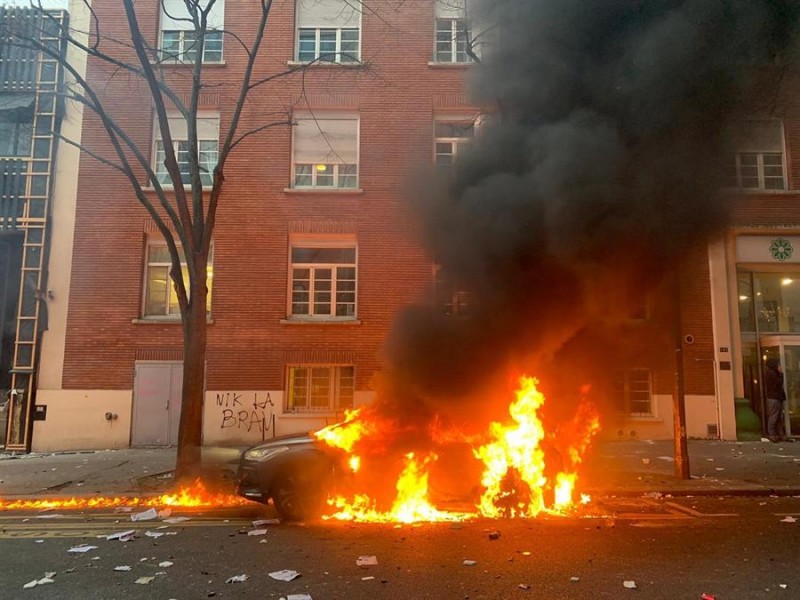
244;432;316;452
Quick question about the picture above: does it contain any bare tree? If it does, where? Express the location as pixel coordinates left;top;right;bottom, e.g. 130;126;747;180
2;0;324;479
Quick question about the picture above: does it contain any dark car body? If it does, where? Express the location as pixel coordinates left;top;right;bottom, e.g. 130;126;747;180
237;433;345;520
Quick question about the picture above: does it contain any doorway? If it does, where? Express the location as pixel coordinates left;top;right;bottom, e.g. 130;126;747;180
760;337;799;437
131;362;182;446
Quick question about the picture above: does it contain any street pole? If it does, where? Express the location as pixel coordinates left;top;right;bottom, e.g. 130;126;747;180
673;267;690;479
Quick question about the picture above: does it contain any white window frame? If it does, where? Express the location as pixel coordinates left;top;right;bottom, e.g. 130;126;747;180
434;17;472;63
614;368;654;418
285;364;355;413
725;152;786;191
152;113;219;189
295;0;362;64
292;115;360;189
297;27;360;63
159;30;224;63
722;120;786;191
434;119;475;167
158;0;225;64
142;241;214;318
288;238;358;320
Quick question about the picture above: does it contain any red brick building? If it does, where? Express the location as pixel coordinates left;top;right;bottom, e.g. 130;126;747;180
27;0;800;450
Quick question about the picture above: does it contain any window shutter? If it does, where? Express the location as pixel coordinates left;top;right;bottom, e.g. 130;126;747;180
161;0;225;31
296;0;360;28
157;115;219;141
294;118;358;164
725;121;784;153
435;0;467;18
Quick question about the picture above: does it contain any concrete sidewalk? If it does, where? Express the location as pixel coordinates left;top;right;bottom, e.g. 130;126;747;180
1;440;799;500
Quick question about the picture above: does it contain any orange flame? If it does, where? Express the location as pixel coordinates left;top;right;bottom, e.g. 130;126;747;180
0;480;250;512
315;375;601;523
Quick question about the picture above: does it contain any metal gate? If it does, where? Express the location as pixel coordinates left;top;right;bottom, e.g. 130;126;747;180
131;362;182;446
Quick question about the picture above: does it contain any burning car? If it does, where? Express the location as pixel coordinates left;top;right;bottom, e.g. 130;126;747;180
236;433;348;521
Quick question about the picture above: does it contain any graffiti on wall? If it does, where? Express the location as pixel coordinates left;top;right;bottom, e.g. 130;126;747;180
216;392;275;441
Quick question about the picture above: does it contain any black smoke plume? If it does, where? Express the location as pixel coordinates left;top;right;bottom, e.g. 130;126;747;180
379;0;799;427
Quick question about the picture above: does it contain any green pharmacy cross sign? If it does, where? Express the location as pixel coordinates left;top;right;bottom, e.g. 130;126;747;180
770;238;794;262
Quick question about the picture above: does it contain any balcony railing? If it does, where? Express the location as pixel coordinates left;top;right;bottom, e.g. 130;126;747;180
0;7;42;91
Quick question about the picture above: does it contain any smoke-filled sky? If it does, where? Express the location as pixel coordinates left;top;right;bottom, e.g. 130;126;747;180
383;0;799;421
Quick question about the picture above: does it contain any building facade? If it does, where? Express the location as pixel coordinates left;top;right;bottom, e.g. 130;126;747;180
25;0;800;451
0;6;70;451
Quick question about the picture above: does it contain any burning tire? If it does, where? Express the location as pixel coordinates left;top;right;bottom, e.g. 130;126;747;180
270;465;331;521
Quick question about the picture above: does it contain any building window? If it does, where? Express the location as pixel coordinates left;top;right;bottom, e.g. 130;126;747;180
722;121;785;191
144;243;213;317
286;365;354;412
434;265;471;316
296;0;360;63
434;120;474;167
289;242;356;318
159;0;224;63
153;114;219;188
292;114;359;189
613;368;653;417
160;31;223;63
0;94;35;157
434;0;477;63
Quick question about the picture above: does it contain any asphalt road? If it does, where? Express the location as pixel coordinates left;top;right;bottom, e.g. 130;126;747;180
2;496;800;599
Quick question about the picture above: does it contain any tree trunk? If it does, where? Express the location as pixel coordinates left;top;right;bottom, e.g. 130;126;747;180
174;257;208;483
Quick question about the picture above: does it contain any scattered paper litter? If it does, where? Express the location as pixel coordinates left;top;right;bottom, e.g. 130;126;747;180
67;545;98;553
361;576;375;581
259;539;267;544
623;581;637;589
106;530;136;541
657;456;674;462
247;529;267;536
463;560;477;566
287;595;313;600
22;578;55;590
518;584;531;590
134;576;155;585
162;517;190;524
762;437;771;443
780;516;797;523
131;508;158;522
35;540;44;544
113;566;131;572
35;514;64;519
780;584;788;589
570;577;580;582
158;561;173;568
226;574;249;583
269;570;300;582
145;531;165;538
356;556;378;566
114;507;133;513
157;508;172;519
253;518;280;526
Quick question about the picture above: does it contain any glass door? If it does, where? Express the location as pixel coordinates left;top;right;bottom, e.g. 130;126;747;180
760;338;798;437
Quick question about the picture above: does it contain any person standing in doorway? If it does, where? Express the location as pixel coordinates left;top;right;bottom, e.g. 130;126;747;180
765;358;787;442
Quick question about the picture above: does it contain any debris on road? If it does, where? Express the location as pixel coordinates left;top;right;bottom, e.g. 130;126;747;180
700;594;716;600
518;584;531;590
131;508;158;522
623;581;637;589
226;574;249;583
269;570;301;582
286;594;313;600
247;528;268;536
570;577;580;582
463;560;477;566
158;561;174;568
145;531;165;538
113;566;131;572
488;531;501;540
134;576;155;585
253;518;280;526
23;575;55;590
356;556;378;566
67;545;98;553
106;530;136;541
114;507;133;513
163;517;190;524
780;516;797;523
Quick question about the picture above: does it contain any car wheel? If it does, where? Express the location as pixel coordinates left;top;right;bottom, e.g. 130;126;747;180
271;468;330;521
